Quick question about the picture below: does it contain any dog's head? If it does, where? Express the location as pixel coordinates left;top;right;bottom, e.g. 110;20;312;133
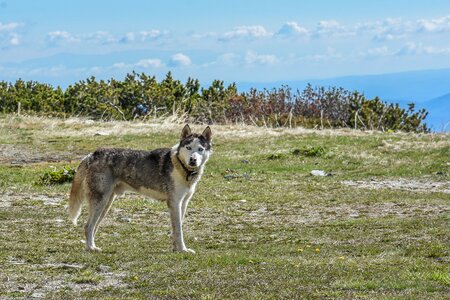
177;124;212;169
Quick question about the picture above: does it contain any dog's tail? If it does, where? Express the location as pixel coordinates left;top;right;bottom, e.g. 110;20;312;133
68;158;88;226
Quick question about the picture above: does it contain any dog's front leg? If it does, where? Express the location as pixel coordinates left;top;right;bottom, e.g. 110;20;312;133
167;197;195;253
181;190;194;223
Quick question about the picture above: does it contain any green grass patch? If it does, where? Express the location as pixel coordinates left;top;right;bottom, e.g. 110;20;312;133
292;145;326;157
0;116;449;299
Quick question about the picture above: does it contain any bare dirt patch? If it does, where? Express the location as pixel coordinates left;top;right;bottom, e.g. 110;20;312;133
0;144;73;166
1;260;128;298
341;178;450;194
0;193;67;208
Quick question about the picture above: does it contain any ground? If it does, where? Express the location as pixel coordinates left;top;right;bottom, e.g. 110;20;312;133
0;115;449;299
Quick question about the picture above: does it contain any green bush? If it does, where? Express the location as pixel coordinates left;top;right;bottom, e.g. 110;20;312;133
39;166;76;185
0;73;430;132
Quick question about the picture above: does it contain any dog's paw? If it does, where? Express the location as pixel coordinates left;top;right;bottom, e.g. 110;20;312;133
86;245;102;252
173;247;196;254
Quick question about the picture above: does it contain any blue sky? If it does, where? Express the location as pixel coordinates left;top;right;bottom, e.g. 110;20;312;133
2;0;450;86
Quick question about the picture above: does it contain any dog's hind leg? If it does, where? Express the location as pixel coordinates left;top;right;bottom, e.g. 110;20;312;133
85;200;106;251
84;186;114;252
94;193;116;236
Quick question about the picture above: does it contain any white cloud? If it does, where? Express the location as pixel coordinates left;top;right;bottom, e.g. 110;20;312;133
361;46;392;58
111;58;165;69
45;29;165;46
221;25;271;41
9;33;20;45
314;19;346;36
396;42;450;56
276;22;308;37
354;16;450;41
0;22;23;47
135;58;164;68
245;51;279;65
417;15;450;33
82;31;116;44
47;31;80;43
139;30;163;40
0;22;21;32
119;30;163;43
360;19;413;41
120;32;136;43
423;45;450;54
169;53;191;67
47;30;114;45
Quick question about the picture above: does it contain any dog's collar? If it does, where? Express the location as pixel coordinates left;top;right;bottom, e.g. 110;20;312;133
176;154;199;181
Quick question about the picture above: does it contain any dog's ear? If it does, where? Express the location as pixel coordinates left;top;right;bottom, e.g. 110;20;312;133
181;124;192;139
201;126;212;143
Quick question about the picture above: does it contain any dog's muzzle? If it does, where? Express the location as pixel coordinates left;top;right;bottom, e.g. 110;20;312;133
189;157;197;167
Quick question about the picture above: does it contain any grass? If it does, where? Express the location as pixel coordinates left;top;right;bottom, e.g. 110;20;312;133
0;114;449;299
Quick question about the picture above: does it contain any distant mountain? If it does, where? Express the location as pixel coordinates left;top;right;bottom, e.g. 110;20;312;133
237;68;450;102
236;68;450;132
423;93;450;132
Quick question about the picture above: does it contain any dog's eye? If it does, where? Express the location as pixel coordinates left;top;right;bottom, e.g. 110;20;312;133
198;148;204;152
186;146;192;150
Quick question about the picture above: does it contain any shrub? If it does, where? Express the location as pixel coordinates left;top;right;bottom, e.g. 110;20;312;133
39;166;76;185
0;73;430;132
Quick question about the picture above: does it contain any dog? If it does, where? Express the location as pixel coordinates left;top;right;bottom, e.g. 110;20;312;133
68;124;212;253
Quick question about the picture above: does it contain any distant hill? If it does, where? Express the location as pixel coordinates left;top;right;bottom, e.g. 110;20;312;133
423;93;450;132
236;68;450;132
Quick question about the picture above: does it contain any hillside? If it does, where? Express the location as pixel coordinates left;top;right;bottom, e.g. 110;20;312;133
424;93;450;131
0;116;449;299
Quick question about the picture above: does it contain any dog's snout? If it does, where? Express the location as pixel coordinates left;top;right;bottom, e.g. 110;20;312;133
189;157;197;166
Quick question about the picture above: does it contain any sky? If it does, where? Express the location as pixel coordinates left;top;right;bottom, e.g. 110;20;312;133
2;0;450;87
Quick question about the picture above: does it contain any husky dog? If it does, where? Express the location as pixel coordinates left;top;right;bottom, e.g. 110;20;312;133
68;125;212;253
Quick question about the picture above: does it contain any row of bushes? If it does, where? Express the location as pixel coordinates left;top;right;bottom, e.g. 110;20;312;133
0;71;429;132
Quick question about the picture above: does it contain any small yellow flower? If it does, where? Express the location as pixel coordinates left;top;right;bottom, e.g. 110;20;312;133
315;248;320;252
306;245;311;248
297;248;304;253
339;256;345;260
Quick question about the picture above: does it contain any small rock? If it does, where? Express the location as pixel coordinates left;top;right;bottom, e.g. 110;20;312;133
31;292;45;298
94;131;110;136
120;217;132;223
238;199;247;203
241;159;250;164
310;170;327;177
97;265;112;273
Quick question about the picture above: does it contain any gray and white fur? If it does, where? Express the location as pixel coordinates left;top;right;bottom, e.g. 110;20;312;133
68;124;212;253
